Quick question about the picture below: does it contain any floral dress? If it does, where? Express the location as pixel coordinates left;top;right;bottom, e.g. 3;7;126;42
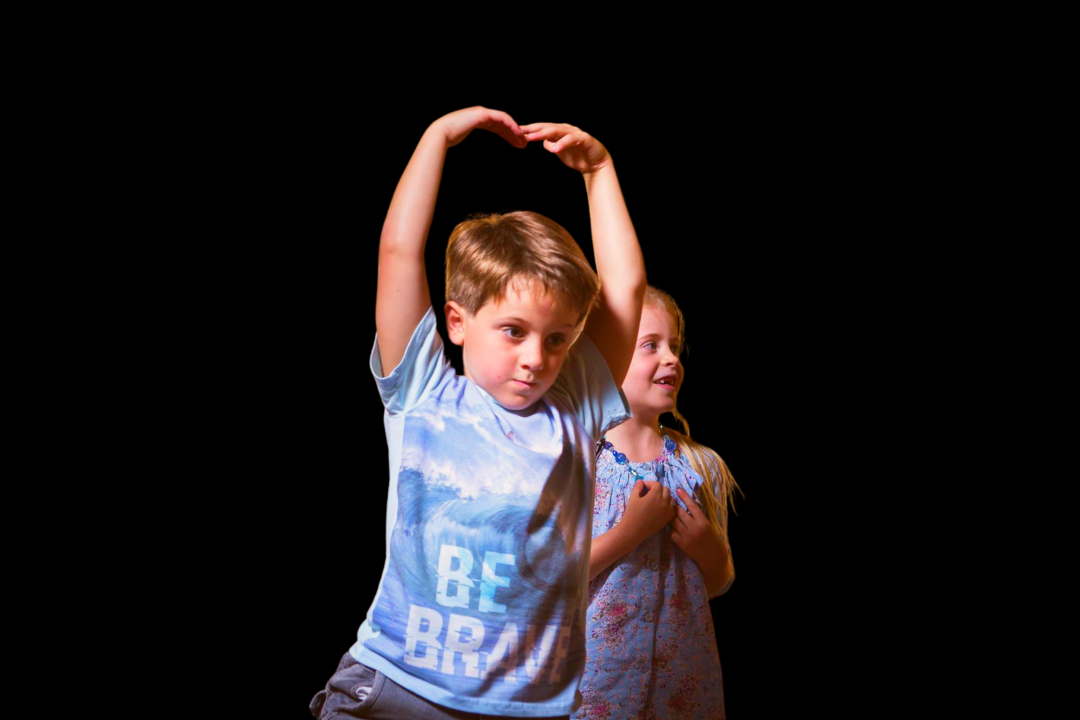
573;434;727;720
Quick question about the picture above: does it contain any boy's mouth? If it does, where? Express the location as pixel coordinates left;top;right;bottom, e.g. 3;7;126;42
654;375;677;388
513;379;536;388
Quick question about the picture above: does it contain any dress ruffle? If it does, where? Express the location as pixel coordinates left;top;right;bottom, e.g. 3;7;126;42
595;438;704;515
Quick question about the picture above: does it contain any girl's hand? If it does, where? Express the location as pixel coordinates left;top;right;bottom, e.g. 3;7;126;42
520;122;611;174
431;106;528;149
670;488;729;565
619;480;677;546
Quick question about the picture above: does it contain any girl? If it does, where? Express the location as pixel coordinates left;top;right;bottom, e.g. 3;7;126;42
574;286;740;720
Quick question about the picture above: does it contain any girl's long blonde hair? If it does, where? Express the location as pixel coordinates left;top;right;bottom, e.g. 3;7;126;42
646;285;743;536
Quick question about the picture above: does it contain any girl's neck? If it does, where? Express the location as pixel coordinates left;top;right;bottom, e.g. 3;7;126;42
605;414;665;463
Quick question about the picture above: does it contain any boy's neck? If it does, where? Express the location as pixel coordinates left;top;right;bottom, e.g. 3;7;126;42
471;377;544;416
605;414;664;463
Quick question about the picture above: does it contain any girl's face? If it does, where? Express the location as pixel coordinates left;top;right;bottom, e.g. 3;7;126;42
622;305;683;419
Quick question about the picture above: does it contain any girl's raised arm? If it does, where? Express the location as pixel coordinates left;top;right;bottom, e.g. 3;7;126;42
375;107;527;374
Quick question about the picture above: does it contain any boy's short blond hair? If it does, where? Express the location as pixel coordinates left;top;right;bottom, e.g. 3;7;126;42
445;211;600;322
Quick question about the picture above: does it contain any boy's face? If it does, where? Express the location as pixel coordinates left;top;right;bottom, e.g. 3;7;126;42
446;281;581;411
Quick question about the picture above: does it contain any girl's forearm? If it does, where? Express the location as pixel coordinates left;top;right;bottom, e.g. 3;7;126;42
695;536;734;597
588;522;639;582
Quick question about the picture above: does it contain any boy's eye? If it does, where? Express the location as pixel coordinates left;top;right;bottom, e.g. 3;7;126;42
642;341;657;351
547;334;566;348
503;327;525;340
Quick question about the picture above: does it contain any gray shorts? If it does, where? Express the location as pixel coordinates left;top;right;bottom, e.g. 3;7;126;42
309;652;570;720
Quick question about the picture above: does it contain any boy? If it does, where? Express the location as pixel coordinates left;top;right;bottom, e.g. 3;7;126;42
310;106;646;719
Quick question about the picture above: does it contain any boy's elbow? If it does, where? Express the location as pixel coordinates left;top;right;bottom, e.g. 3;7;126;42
379;235;422;262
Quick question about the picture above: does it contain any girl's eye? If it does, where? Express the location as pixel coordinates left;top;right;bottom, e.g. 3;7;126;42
547;334;566;348
642;341;657;351
503;327;525;340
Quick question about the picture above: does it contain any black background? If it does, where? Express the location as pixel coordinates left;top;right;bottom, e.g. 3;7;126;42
198;77;880;716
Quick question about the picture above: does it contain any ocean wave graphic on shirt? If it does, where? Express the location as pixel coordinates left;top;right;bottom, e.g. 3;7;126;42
364;374;599;699
399;396;565;498
370;398;589;659
393;468;576;597
368;460;585;690
394;406;584;592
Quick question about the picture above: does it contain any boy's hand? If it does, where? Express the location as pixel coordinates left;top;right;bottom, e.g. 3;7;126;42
620;480;677;546
520;123;611;175
432;106;528;149
670;488;729;565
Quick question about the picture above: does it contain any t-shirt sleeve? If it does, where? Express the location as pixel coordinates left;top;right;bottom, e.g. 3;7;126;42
370;306;452;415
548;332;631;440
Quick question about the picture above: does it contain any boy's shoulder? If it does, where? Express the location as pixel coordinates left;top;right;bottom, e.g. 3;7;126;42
372;305;458;416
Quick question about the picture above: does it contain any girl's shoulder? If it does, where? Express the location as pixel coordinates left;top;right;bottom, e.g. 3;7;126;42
669;429;741;521
667;447;707;490
668;430;727;477
595;440;635;481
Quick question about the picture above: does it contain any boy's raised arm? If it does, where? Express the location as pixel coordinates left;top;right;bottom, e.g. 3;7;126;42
521;123;646;387
376;108;527;375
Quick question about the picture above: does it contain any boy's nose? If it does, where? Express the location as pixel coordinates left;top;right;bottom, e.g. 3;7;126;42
520;340;544;371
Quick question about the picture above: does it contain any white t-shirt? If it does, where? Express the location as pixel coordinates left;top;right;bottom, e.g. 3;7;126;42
351;306;630;717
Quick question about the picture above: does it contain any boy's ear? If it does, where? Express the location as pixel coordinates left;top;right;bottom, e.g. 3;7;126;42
445;301;467;346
